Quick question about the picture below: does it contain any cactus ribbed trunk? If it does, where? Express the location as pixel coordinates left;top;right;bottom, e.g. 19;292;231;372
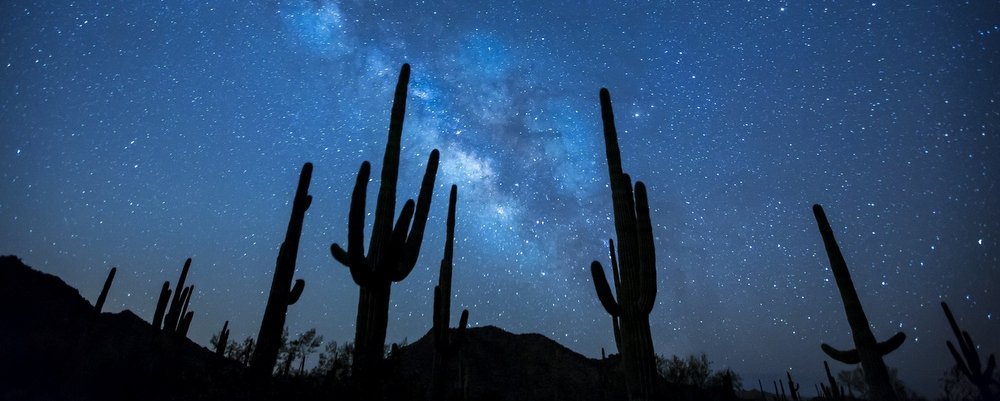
251;162;313;377
813;204;904;401
330;63;440;397
589;88;658;401
353;282;392;381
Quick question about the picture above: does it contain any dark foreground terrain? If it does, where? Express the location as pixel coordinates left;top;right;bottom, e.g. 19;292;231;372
0;255;742;401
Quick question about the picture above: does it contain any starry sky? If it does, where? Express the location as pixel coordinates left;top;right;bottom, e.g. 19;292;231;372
1;0;998;397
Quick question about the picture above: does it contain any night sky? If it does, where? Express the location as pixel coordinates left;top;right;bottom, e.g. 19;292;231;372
2;0;998;396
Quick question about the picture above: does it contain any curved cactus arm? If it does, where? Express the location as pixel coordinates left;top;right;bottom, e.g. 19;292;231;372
821;343;861;364
399;149;440;273
609;239;622;297
332;161;373;286
591;261;621;316
288;279;305;305
877;332;906;355
388;199;416;276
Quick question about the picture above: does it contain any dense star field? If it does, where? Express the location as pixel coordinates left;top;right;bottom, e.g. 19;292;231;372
1;0;997;396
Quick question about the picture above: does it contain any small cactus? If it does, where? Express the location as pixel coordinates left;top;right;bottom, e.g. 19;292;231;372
216;321;231;357
429;186;468;401
786;371;800;401
941;301;997;401
152;281;171;329
94;267;116;313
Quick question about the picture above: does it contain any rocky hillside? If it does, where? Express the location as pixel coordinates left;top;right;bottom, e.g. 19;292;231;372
0;255;739;401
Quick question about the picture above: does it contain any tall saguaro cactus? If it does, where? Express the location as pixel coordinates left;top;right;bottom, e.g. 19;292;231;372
251;162;312;376
430;185;470;401
589;88;658;401
330;64;440;390
94;267;117;313
812;204;905;401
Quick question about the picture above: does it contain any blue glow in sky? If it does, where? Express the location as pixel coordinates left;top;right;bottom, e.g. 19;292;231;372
2;0;998;396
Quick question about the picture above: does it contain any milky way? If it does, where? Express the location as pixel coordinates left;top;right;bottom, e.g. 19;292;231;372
2;1;998;396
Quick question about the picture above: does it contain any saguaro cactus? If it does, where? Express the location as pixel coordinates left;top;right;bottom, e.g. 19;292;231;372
152;281;171;329
162;258;193;333
216;320;231;357
589;88;658;401
786;371;800;401
330;64;440;389
941;301;997;401
151;258;196;337
251;162;312;376
812;204;905;401
430;185;470;401
94;267;117;313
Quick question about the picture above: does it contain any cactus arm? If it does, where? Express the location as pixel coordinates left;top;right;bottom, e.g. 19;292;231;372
821;343;861;364
633;182;656;314
95;267;116;313
216;321;230;356
152;281;171;330
941;301;998;393
399;149;440;274
388;199;416;277
288;279;305;305
609;239;622;297
333;161;373;286
164;258;193;332
877;332;906;355
177;311;194;337
591;261;621;316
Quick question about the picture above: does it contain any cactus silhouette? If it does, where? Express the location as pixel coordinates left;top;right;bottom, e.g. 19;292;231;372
152;281;171;329
430;185;470;401
330;63;440;392
216;320;231;357
589;88;658;401
162;258;193;334
94;267;116;313
786;371;800;401
251;162;312;376
812;204;905;401
152;258;196;337
822;361;843;400
941;301;997;401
